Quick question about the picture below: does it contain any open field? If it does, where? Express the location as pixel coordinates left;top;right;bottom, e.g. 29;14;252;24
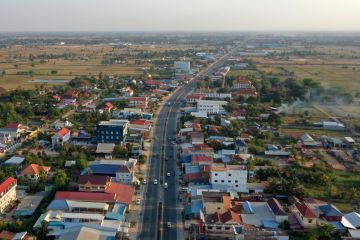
0;43;205;90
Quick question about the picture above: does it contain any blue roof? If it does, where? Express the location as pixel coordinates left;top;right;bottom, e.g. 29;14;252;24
89;164;120;176
262;219;279;229
185;164;201;174
236;139;247;147
221;156;231;163
184;200;203;216
208;136;225;141
105;203;126;220
243;201;254;214
47;200;69;210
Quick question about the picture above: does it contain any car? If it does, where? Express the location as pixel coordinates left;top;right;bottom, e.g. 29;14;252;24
165;157;169;161
136;199;141;205
143;179;147;184
167;172;171;177
164;182;168;189
167;222;172;228
154;179;158;185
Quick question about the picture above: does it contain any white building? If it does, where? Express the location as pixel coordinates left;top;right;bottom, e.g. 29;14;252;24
0;177;17;213
174;60;191;73
197;100;227;114
210;165;248;192
115;165;135;184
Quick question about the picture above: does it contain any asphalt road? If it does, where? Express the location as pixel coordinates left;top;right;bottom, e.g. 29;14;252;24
139;42;247;240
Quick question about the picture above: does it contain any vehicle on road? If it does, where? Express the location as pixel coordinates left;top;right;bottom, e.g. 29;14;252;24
165;157;169;161
164;182;168;189
143;179;147;184
167;172;171;177
154;179;158;185
167;222;172;228
136;198;141;205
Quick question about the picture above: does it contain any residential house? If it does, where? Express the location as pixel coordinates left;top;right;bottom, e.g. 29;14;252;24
0;123;24;143
293;202;318;228
78;175;112;192
0;231;35;240
316;204;343;222
129;119;152;132
103;102;114;112
128;97;148;108
267;198;288;223
18;164;51;180
89;164;135;184
51;127;71;148
0;177;17;213
190;132;204;145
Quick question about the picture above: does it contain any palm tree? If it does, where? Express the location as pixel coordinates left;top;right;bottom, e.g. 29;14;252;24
35;221;49;240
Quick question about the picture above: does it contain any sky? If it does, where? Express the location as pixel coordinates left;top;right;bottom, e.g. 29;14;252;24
1;0;360;32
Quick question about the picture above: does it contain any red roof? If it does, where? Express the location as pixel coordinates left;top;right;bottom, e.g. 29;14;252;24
55;191;118;203
191;155;213;163
238;88;257;96
144;80;162;86
0;231;15;240
20;164;51;175
183;173;203;182
77;175;111;185
295;202;317;218
5;123;20;129
130;119;151;126
104;182;134;205
0;177;16;195
210;210;242;224
57;128;70;137
103;102;114;110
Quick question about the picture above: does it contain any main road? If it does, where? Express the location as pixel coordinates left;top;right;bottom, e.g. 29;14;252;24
139;42;247;240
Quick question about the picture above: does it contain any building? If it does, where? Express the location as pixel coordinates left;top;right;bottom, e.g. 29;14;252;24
96;120;129;144
293;202;318;228
197;100;227;114
190;132;205;145
128;97;148;108
51;127;71;148
0;177;17;213
210;165;248;192
18;164;51;180
267;198;288;223
89;164;135;184
174;60;191;73
0;123;23;144
129;119;152;132
232;77;253;89
78;175;112;192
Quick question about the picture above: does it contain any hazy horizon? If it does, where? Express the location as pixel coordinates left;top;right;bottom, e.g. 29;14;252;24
1;0;360;32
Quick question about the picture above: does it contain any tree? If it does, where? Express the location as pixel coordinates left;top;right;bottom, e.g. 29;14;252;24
54;170;68;189
35;221;49;240
224;100;238;112
51;70;58;75
76;153;88;169
138;155;146;165
113;145;128;158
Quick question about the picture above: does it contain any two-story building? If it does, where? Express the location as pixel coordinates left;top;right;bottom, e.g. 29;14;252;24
51;127;71;148
78;175;112;192
0;177;17;213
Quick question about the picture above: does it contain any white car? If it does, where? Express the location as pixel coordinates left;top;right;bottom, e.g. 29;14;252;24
167;172;171;177
136;199;141;205
167;222;172;228
154;179;158;185
164;182;168;189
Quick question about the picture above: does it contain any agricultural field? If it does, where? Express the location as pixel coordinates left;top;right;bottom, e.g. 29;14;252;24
0;43;204;90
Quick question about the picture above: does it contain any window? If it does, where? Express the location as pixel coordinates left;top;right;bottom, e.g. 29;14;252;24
216;226;222;230
235;180;238;183
214;173;218;176
214;180;218;183
228;174;232;177
221;180;224;183
228;180;231;183
207;226;213;230
235;185;238;187
308;219;313;223
225;226;230;230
